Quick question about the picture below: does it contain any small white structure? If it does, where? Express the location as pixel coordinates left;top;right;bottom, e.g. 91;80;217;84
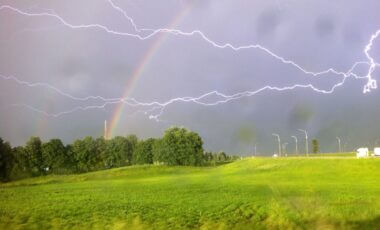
356;148;369;158
374;148;380;157
273;154;278;158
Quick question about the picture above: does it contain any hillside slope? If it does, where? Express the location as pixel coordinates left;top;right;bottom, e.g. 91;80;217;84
1;157;379;229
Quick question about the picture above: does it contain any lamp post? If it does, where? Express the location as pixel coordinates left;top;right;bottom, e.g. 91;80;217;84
291;136;298;155
336;137;341;153
272;133;281;156
298;129;308;157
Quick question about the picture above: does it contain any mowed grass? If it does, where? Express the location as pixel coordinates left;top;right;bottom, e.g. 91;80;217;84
0;157;379;229
288;152;356;157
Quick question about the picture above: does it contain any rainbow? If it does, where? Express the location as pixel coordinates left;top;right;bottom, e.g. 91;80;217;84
107;3;194;138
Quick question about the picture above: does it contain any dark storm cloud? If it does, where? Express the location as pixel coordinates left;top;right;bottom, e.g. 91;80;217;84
256;8;281;39
314;16;336;38
1;0;380;154
288;104;314;129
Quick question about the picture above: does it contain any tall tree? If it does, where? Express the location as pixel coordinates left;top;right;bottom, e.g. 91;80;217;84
152;138;169;164
0;138;13;181
95;137;107;169
10;146;32;179
153;127;204;166
126;135;138;156
104;136;132;168
312;139;320;153
133;138;155;164
218;152;227;162
41;139;67;173
203;152;213;162
72;137;97;172
64;144;77;173
186;131;204;166
25;137;44;174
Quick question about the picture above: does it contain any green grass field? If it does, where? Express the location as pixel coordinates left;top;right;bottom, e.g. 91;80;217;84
1;157;379;229
283;152;356;157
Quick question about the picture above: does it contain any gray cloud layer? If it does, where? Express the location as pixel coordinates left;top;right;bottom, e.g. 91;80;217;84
0;0;380;155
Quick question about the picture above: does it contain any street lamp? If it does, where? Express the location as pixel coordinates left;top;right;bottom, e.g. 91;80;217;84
336;137;341;153
272;133;281;156
298;129;308;157
291;136;298;155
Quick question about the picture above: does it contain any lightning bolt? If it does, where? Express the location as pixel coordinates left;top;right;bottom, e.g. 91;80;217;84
0;69;361;119
105;0;378;90
0;4;374;81
363;29;380;93
0;1;379;120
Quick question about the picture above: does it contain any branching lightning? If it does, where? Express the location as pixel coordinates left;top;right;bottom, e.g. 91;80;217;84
363;30;380;93
0;1;379;121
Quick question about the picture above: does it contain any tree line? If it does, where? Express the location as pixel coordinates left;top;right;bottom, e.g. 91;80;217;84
0;127;236;182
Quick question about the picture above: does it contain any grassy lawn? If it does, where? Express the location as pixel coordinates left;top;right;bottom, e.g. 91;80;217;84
284;152;356;157
1;157;379;229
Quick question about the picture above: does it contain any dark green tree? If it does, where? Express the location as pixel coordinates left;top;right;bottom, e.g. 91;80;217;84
312;139;320;153
218;152;227;162
64;144;77;173
0;138;13;181
152;138;169;164
152;127;204;166
133;138;155;164
41;139;67;173
203;151;213;162
10;146;32;179
94;137;107;169
126;135;138;153
104;136;132;168
186;131;204;166
25;137;44;174
154;127;180;165
72;137;97;172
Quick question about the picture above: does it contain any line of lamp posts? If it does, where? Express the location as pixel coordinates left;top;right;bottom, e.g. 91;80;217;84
253;129;344;157
271;129;309;157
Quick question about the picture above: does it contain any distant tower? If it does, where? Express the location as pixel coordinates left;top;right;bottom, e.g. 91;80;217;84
104;120;108;139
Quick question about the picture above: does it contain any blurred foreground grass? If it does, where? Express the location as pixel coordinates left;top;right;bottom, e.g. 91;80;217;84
0;156;379;229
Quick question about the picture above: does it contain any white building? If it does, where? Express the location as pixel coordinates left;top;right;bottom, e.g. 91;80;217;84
356;148;369;158
374;148;380;156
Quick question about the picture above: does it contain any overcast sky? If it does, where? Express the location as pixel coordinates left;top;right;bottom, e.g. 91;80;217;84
1;0;380;155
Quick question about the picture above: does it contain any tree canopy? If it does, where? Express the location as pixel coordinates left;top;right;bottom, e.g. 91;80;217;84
0;127;235;181
153;127;204;166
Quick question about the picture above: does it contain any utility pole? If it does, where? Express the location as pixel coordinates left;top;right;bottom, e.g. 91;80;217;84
336;137;341;153
254;143;257;156
272;133;281;156
298;129;308;157
291;136;298;155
